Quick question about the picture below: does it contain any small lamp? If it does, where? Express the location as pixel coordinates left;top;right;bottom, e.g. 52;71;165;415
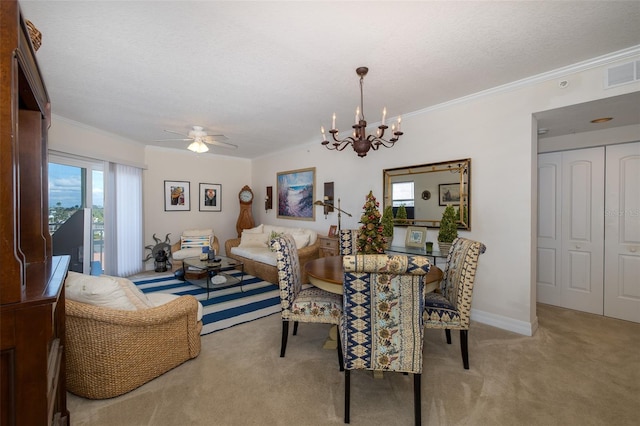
154;249;169;272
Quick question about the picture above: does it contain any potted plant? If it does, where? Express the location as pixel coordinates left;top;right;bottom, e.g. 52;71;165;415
381;205;395;249
396;204;408;225
437;204;458;254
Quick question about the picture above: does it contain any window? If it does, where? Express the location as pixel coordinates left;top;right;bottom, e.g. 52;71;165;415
391;181;414;207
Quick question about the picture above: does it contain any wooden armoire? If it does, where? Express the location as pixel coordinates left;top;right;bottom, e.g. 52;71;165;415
1;2;71;425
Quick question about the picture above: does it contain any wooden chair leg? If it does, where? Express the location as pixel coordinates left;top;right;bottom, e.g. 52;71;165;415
344;370;350;423
460;329;469;369
337;338;344;371
445;329;452;344
414;373;421;426
293;321;299;336
280;320;289;358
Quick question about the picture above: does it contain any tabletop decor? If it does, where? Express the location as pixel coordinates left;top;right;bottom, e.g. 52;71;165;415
357;191;386;254
381;205;395;247
438;204;458;253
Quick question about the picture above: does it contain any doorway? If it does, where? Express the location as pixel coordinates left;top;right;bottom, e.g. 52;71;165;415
537;142;640;323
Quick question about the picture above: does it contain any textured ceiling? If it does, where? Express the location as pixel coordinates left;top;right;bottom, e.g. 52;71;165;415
20;1;640;158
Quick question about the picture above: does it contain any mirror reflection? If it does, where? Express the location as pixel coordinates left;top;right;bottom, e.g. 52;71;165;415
383;158;471;230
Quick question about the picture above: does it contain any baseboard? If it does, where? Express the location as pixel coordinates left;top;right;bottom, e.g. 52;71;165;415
470;308;538;336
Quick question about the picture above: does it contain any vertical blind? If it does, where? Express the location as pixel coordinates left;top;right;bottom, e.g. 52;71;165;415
104;162;143;277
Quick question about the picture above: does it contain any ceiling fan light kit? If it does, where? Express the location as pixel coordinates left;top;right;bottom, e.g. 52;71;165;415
321;66;404;158
156;125;237;153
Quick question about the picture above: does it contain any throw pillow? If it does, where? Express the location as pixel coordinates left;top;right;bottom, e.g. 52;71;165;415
291;232;310;249
65;271;138;311
183;228;214;237
181;235;212;250
239;232;268;248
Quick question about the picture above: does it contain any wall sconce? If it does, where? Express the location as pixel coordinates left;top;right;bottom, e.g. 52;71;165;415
323;182;334;217
265;186;273;213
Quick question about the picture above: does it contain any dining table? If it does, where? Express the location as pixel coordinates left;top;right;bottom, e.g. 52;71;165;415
303;255;444;352
304;255;444;296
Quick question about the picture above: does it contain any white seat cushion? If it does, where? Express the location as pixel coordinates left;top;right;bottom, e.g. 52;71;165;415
230;246;277;266
146;293;203;321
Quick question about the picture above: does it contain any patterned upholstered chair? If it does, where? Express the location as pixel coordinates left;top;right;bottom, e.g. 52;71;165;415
340;254;431;425
339;229;359;255
423;237;486;369
271;234;342;358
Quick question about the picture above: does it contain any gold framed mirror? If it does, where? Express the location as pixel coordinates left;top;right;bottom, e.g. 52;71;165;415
383;158;470;230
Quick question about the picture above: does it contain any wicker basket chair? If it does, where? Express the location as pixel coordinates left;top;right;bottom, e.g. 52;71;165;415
65;295;202;399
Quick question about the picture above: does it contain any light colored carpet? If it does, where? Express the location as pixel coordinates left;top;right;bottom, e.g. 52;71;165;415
67;303;640;425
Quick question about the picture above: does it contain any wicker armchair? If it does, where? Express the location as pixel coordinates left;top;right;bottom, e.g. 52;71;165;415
65;295;202;399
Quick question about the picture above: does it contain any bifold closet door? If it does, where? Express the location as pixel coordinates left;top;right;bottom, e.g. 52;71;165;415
537;148;604;314
604;142;640;323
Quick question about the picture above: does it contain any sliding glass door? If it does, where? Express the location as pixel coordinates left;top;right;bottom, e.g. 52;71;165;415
48;154;105;274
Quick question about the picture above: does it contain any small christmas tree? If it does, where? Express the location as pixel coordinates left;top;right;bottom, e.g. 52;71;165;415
396;204;408;224
357;191;386;254
438;205;458;243
381;205;395;244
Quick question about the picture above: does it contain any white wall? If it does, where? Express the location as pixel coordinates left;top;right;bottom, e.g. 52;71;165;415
142;147;251;269
251;53;640;336
48;115;146;167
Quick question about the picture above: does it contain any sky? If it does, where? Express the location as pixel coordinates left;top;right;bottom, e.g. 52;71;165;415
49;163;104;208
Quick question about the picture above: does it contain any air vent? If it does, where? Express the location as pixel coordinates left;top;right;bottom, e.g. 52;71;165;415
605;61;639;88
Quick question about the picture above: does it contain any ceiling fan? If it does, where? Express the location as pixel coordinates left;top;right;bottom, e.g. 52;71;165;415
155;125;237;153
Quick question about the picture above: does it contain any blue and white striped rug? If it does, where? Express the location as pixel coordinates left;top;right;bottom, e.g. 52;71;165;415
132;271;281;336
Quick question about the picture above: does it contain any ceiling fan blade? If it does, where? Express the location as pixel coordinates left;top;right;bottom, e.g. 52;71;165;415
204;139;238;149
163;129;189;137
204;134;229;141
154;138;192;142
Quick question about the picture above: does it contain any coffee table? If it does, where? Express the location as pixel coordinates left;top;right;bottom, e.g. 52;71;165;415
183;255;244;299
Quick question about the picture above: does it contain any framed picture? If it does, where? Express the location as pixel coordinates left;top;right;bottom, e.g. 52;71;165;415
199;183;222;212
439;183;461;206
277;167;315;221
405;226;428;248
164;180;190;211
328;225;337;237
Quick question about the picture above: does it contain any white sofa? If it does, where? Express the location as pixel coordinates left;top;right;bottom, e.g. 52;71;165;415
225;224;320;284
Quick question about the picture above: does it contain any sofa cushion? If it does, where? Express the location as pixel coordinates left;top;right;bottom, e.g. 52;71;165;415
290;232;310;249
181;235;212;250
65;271;154;311
183;228;214;237
230;246;278;266
239;232;269;248
173;247;205;260
243;224;264;234
146;293;204;321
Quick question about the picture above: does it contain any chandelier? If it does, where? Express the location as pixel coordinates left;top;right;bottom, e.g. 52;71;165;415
321;67;403;158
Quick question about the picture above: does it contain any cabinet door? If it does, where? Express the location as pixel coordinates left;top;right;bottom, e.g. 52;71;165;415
604;142;640;323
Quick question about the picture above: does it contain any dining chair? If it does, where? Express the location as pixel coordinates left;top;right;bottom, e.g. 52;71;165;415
423;237;486;369
339;229;359;255
271;234;342;358
340;254;431;425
